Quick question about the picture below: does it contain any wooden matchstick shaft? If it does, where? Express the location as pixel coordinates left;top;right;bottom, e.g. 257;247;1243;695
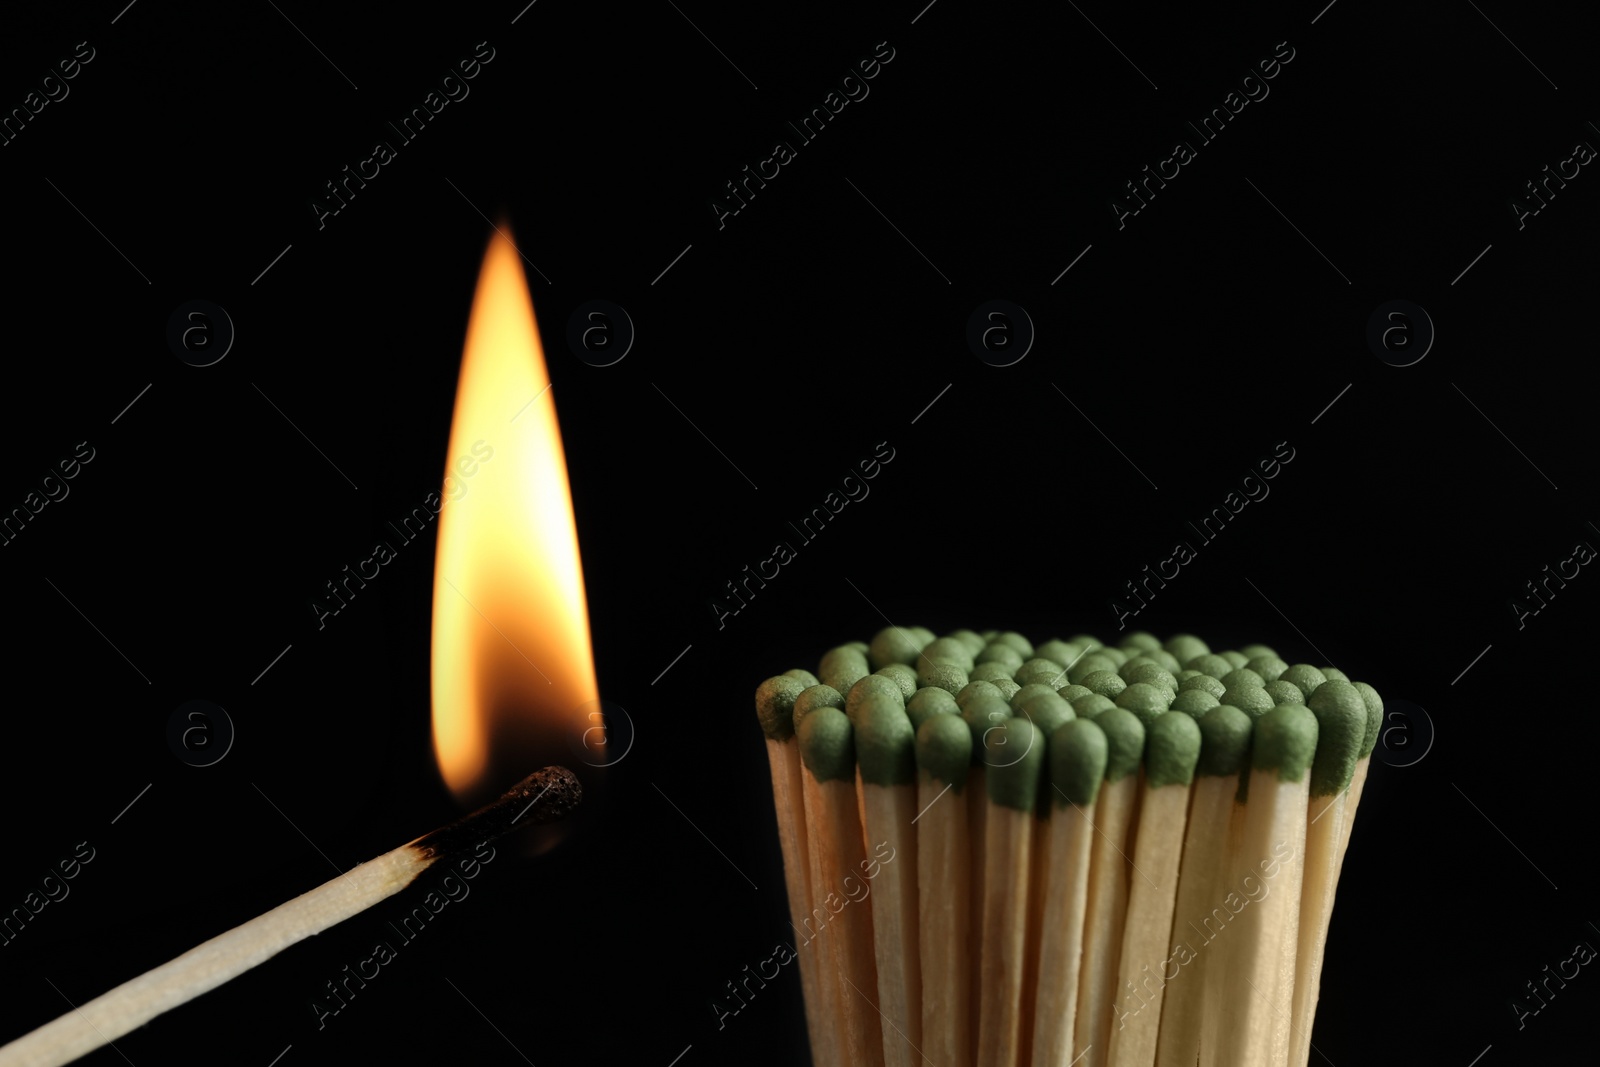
1287;790;1348;1067
917;776;972;1067
1029;799;1095;1067
861;779;922;1067
977;803;1034;1067
1073;774;1139;1067
764;739;826;1058
0;847;432;1067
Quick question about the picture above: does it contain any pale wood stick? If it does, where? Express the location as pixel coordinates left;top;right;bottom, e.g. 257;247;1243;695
976;800;1034;1067
1333;757;1370;867
967;764;987;1055
1287;790;1347;1067
917;774;972;1067
1266;811;1307;1067
764;738;825;1057
1152;775;1235;1067
1029;797;1096;1067
1195;791;1249;1067
1073;774;1139;1067
861;773;922;1067
0;767;580;1067
802;771;886;1067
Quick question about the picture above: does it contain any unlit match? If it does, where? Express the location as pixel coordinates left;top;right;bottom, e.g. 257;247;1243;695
0;766;582;1067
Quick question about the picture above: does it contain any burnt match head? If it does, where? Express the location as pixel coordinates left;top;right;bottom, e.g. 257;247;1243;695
412;765;583;860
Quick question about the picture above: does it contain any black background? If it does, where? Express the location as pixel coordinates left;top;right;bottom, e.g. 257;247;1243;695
2;2;1597;1065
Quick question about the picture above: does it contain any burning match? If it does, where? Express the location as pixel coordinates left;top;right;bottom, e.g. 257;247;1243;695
0;766;582;1067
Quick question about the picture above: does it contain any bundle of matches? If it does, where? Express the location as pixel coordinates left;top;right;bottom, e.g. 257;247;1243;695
753;628;1381;1067
0;767;582;1067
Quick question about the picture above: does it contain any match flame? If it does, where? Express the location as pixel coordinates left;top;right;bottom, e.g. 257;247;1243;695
431;227;599;806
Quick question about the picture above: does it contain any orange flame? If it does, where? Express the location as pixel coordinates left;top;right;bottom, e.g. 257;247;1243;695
430;227;599;806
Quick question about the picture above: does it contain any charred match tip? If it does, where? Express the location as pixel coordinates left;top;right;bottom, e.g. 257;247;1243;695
411;766;583;860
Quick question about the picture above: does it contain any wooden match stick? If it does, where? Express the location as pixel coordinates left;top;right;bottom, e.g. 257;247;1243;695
976;717;1045;1067
797;706;885;1067
1333;682;1383;868
1104;712;1201;1067
852;685;923;1067
914;708;973;1067
0;767;582;1067
1286;680;1371;1067
755;673;834;1060
1073;708;1146;1067
1211;704;1317;1067
1031;717;1107;1067
1152;705;1252;1067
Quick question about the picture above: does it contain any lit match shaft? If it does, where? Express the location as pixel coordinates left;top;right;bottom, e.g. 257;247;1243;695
0;767;582;1067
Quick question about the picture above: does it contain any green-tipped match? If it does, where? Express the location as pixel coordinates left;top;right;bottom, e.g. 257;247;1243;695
868;626;922;671
1219;650;1249;668
1306;679;1367;795
1223;684;1276;719
1072;692;1117;719
984;717;1045;810
1222;667;1265;690
962;692;1013;765
1121;631;1161;652
1036;639;1083;668
1246;655;1290;683
1263;679;1305;705
1114;682;1172;727
1280;664;1327;700
976;643;1024;671
1122;660;1178;693
846;673;906;718
1144;712;1203;788
993;679;1022;702
798;706;855;783
919;637;976;673
1015;658;1067;688
1353;681;1384;758
876;664;918;700
1163;633;1210;667
956;680;1003;712
919;660;970;695
1321;666;1350;683
1079;670;1127;698
1186;653;1235;680
948;628;988;657
1180;674;1226;699
1251;704;1318;783
1016;690;1076;739
1010;682;1059;712
917;713;972;789
792;684;844;731
1096;708;1145;781
991;631;1035;659
784;668;820;687
907;686;960;732
1169;688;1220;718
854;692;916;787
755;675;809;741
971;661;1017;684
1051;718;1108;808
1239;643;1278;661
819;646;870;700
1196;705;1253;778
1068;652;1120;684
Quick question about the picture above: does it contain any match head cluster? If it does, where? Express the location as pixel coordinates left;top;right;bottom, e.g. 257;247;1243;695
754;627;1384;804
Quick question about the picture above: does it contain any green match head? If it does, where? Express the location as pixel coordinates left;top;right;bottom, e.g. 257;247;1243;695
991;631;1035;659
1057;683;1093;704
1144;711;1203;788
1097;646;1130;668
1050;718;1108;807
1219;650;1249;668
1179;673;1226;699
1306;680;1368;795
1280;664;1327;699
1095;708;1146;781
1175;669;1202;682
1079;670;1126;698
984;717;1045;810
1239;643;1278;661
976;643;1024;671
1121;660;1179;694
907;627;937;647
876;663;919;700
1321;666;1350;683
798;706;855;783
1071;692;1118;719
1222;683;1276;719
1163;633;1210;666
956;680;1004;712
1245;655;1289;683
1352;681;1384;758
919;637;976;673
1187;653;1235;680
992;678;1022;702
1250;703;1318;782
1120;631;1161;653
1015;658;1067;688
868;626;922;670
854;691;916;786
1016;689;1076;739
1036;641;1083;673
947;628;988;657
1222;667;1265;690
755;675;810;741
1196;705;1253;778
1169;688;1220;719
1115;682;1173;727
1068;651;1120;684
971;660;1017;684
791;684;844;731
962;692;1014;764
846;673;906;719
906;686;960;732
783;668;820;688
918;660;970;696
1010;683;1060;711
846;640;870;655
1144;648;1183;674
916;713;972;789
819;645;871;700
1263;679;1305;705
1069;634;1103;651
